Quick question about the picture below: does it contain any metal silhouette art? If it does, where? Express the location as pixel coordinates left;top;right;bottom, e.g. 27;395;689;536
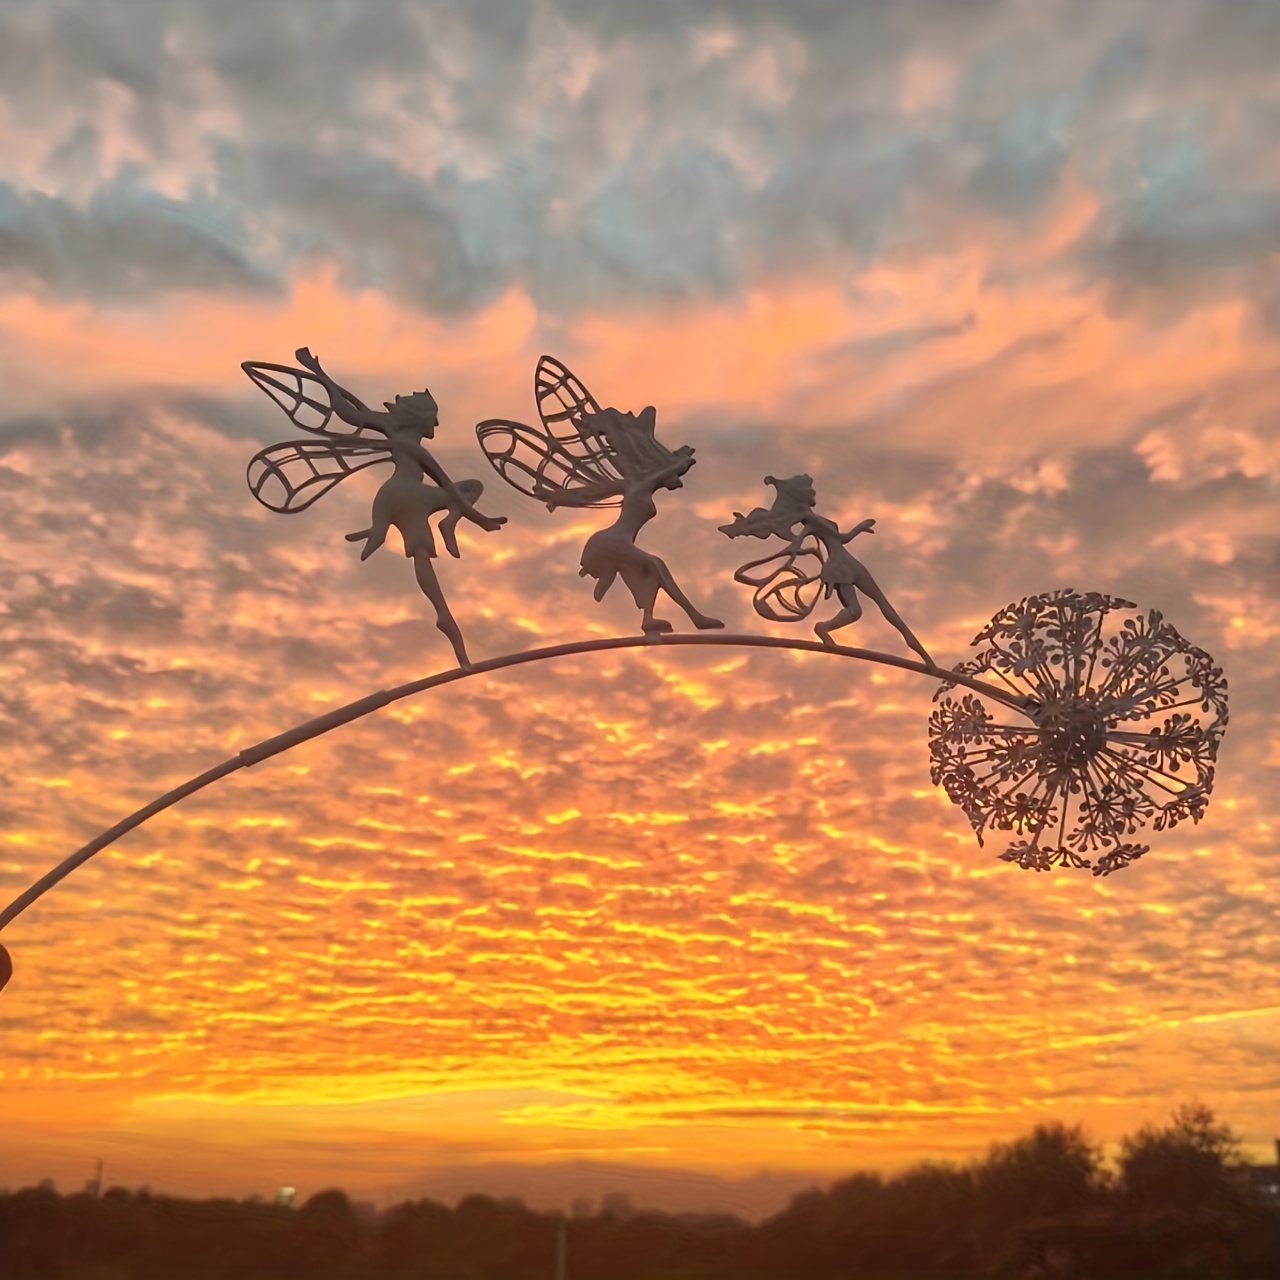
720;474;934;666
928;589;1228;875
0;349;1237;994
242;348;507;667
477;357;723;634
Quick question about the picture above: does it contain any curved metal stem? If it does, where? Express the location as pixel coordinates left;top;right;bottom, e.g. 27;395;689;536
0;633;1027;934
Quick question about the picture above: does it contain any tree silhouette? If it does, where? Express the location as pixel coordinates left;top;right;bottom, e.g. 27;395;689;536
971;1120;1108;1253
0;1183;69;1277
293;1187;365;1275
1120;1102;1243;1215
3;1105;1278;1280
375;1197;454;1275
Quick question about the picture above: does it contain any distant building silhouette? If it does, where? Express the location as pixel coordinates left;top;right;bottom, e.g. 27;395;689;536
570;1196;594;1219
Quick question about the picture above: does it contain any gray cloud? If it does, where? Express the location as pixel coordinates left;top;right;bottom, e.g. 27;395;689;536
966;100;1069;214
0;0;1274;317
0;172;270;301
1068;115;1280;310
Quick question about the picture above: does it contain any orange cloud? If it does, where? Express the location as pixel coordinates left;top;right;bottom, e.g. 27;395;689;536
2;241;1278;1209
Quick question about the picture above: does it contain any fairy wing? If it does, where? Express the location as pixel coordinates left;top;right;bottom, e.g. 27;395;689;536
535;354;603;446
734;534;827;623
533;354;631;485
242;362;385;442
247;439;390;514
476;355;629;508
475;418;624;509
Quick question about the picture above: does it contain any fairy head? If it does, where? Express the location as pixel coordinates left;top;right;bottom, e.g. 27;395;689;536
384;389;440;436
720;474;817;540
579;405;694;486
764;474;818;514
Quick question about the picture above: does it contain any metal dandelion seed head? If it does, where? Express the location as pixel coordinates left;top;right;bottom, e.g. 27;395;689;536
928;589;1228;876
1030;694;1109;769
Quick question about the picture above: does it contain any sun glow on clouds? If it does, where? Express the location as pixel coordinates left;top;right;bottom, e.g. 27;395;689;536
0;266;539;422
1;0;1279;1212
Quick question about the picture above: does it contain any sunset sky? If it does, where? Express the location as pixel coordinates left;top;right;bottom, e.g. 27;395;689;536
1;0;1278;1218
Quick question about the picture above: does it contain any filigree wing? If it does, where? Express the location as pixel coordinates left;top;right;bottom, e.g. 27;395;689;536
734;534;827;623
535;355;604;446
475;419;624;509
247;439;390;514
242;362;384;442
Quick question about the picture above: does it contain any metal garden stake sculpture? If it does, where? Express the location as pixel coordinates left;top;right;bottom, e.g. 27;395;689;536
477;357;723;634
0;347;1233;995
242;348;507;667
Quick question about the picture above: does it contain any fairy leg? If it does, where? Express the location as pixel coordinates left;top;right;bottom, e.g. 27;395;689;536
348;496;393;560
619;565;672;633
854;576;935;667
815;587;863;645
412;551;471;668
437;512;462;559
436;480;485;559
650;556;724;630
346;521;389;561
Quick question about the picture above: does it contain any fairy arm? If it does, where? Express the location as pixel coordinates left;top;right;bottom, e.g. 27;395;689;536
397;437;506;532
397;436;455;489
537;480;624;510
839;518;876;543
557;457;682;510
294;347;381;430
648;457;693;488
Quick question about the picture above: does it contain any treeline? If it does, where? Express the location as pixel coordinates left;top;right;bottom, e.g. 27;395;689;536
3;1104;1279;1279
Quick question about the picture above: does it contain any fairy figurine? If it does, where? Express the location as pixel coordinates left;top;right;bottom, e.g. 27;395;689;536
720;474;935;667
242;348;506;668
476;356;723;635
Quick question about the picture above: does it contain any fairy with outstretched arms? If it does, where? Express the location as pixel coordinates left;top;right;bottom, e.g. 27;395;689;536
242;348;506;668
477;357;723;634
721;473;935;667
